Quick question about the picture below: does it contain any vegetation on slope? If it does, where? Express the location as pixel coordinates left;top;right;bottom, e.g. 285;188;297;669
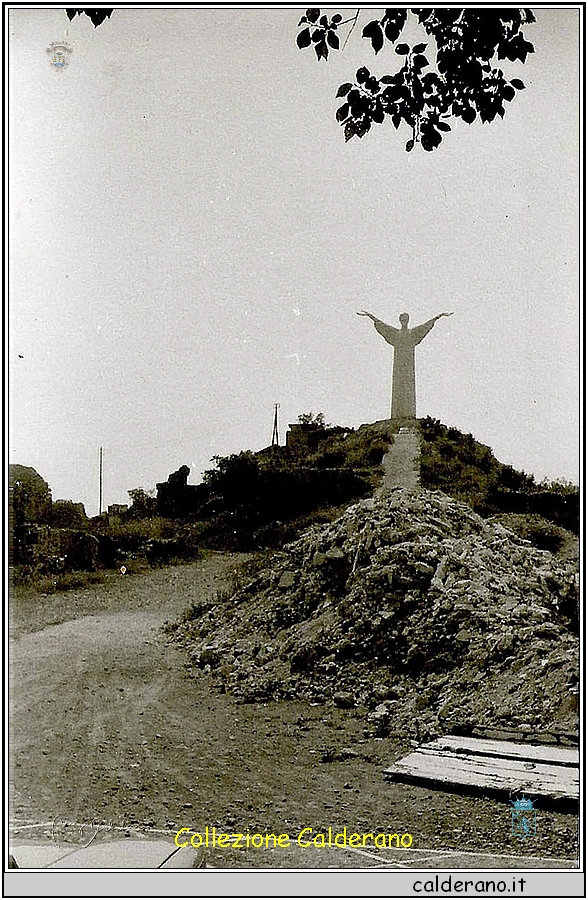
12;416;578;584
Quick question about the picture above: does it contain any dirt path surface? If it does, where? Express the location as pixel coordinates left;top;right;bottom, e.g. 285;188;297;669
10;554;578;869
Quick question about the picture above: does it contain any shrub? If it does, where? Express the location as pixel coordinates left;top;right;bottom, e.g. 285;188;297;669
490;514;569;553
13;566;106;593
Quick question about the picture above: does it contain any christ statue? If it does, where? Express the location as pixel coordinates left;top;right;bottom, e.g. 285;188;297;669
358;310;453;419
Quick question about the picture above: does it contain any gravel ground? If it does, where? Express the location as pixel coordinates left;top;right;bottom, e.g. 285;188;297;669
9;553;579;869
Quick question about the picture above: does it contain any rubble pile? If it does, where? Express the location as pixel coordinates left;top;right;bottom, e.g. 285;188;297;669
171;489;579;738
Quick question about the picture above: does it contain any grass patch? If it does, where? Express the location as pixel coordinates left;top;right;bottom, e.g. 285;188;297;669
13;566;108;594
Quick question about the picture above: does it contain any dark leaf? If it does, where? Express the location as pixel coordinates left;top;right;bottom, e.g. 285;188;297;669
392;112;401;129
413;42;427;53
349;94;369;117
92;9;113;26
356;67;370;84
336;103;349;122
523;9;536;23
511;78;526;90
412;54;429;70
504;35;534;63
384;20;402;43
319;15;328;27
344;121;356;142
383;9;406;44
395;43;410;55
67;8;113;26
372;101;385;124
335;82;353;97
462;106;476;124
401;107;415;126
421;127;442;151
382;83;402;102
312;29;323;42
332;14;342;24
405;138;414;152
380;75;396;84
502;85;516;102
436;8;461;23
370;25;384;55
298;16;307;25
306;8;320;23
356;118;371;137
437;121;451;132
327;30;340;50
362;20;384;54
297;27;312;49
315;41;328;60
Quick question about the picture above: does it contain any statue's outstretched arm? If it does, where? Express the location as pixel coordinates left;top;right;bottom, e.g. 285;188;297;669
411;312;453;345
357;310;398;345
425;312;454;326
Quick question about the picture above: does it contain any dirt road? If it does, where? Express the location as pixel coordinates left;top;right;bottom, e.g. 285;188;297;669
9;554;578;868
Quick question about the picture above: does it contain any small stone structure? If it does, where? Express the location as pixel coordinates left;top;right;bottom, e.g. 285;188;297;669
107;503;128;517
156;465;200;518
285;423;323;454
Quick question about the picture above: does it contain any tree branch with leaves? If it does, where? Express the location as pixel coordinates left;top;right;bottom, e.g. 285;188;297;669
297;7;535;151
66;9;113;27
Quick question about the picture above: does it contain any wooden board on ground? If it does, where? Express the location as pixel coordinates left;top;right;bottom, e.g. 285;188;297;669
384;736;579;803
425;736;579;767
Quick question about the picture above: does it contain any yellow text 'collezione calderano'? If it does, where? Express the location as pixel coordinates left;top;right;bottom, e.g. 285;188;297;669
175;826;413;850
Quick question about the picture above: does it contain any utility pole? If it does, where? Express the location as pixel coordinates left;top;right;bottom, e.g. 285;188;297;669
99;447;103;515
271;403;280;446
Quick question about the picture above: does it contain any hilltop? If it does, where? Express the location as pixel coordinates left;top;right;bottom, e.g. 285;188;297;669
12;417;578;581
148;415;577;553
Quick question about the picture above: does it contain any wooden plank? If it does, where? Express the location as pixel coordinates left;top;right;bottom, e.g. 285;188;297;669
424;736;579;767
470;726;578;746
387;750;579;788
384;750;579;802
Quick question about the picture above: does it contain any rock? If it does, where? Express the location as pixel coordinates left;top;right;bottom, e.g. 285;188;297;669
278;571;296;588
333;691;355;709
339;748;359;760
455;630;473;642
373;683;393;701
169;487;578;738
326;547;346;560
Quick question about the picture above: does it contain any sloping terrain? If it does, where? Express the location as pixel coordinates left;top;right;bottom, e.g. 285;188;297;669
168;488;579;741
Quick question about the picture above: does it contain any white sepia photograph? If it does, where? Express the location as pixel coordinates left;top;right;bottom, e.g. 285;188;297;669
7;4;582;896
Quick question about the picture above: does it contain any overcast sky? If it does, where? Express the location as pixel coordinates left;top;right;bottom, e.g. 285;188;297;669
9;6;580;516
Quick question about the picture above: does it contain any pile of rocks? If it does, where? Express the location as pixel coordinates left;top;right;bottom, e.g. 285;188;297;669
171;489;578;739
